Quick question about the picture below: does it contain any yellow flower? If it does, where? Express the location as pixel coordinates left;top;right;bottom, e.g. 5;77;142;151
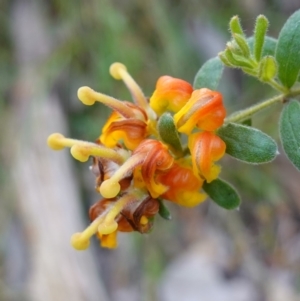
47;62;228;250
189;131;226;183
174;88;226;134
149;76;193;115
99;108;148;150
157;158;207;207
71;194;159;249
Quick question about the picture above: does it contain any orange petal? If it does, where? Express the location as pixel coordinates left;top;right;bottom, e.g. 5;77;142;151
99;231;118;248
150;76;193;115
133;140;174;198
100;118;148;150
158;160;207;207
174;89;226;134
189;132;226;182
100;104;148;150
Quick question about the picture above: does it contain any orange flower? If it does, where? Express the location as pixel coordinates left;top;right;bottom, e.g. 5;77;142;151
132;140;174;198
189;131;226;183
174;88;226;134
99;139;174;199
91;156;132;193
100;103;148;150
150;76;193;115
158;159;207;207
47;62;229;250
86;195;159;248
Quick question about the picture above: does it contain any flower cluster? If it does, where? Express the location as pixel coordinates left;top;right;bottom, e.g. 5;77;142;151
47;63;226;249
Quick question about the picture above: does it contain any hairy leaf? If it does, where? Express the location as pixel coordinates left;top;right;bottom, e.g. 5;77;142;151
275;9;300;88
248;36;277;57
158;113;183;155
158;199;172;220
193;57;224;90
218;123;278;163
203;178;240;210
280;100;300;171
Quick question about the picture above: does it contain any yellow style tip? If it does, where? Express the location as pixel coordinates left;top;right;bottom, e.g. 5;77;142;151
70;145;89;162
47;133;66;150
99;180;121;199
98;220;118;235
70;233;90;250
109;62;127;80
77;86;96;106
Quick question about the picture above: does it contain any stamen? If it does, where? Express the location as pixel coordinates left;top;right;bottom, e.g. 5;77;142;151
77;86;137;119
70;144;126;164
98;193;137;235
47;133;76;150
47;133;126;164
70;213;106;250
100;152;145;198
109;63;149;111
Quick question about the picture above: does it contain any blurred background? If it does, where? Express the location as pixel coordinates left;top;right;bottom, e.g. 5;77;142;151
1;0;300;300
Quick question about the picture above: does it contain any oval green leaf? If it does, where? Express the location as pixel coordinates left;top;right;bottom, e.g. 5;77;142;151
242;118;252;126
253;15;269;62
218;123;278;163
193;57;224;90
248;36;277;57
158;113;183;155
275;9;300;88
279;100;300;171
258;55;277;82
158;199;172;220
203;178;240;210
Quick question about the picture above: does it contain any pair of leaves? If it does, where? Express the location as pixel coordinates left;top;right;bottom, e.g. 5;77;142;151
195;109;300;210
192;11;300;212
206;123;278;210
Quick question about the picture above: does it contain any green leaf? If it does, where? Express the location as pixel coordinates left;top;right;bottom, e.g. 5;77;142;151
157;113;183;155
193;57;224;90
224;47;254;68
219;51;234;67
258;56;277;82
253;15;269;62
158;199;172;220
203;178;240;210
280;100;300;171
218;123;278;163
242;118;252;126
229;16;244;36
248;36;277;57
233;34;251;58
275;9;300;88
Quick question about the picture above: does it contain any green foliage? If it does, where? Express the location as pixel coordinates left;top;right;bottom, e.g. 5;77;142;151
242;119;252;126
193;57;224;90
280;100;300;170
157;113;183;155
248;36;277;57
233;34;251;58
203;179;241;210
253;15;269;62
158;199;172;220
258;56;277;82
275;9;300;89
212;9;300;212
218;123;278;164
229;16;244;36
